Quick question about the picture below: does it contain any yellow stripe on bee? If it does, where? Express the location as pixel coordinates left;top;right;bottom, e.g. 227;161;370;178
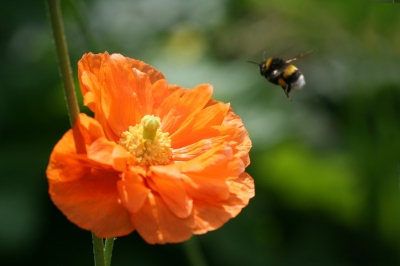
283;65;298;78
278;78;287;87
265;58;273;68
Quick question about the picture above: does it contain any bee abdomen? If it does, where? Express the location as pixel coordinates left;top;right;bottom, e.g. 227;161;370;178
290;74;305;91
282;65;305;91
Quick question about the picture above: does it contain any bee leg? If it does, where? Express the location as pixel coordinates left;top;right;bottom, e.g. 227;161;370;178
281;86;292;101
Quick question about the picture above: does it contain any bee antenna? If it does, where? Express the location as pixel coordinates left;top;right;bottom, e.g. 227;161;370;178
247;60;260;65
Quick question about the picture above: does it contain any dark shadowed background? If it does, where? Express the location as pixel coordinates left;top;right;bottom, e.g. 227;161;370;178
1;0;400;265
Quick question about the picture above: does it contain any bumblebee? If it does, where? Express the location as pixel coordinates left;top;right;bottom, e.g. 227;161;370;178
248;50;313;100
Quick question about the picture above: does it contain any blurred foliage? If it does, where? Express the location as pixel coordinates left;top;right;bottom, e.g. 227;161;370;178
1;0;400;265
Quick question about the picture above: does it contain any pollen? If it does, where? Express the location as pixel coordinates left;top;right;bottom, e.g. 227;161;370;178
118;116;172;166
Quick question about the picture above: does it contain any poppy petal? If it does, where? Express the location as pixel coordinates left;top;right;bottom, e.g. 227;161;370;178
225;172;255;206
151;79;170;113
179;144;244;201
78;52;165;140
112;145;135;172
148;165;193;218
191;172;255;234
47;113;107;182
156;88;185;120
107;53;165;84
170;102;230;148
180;143;233;174
223;110;252;166
80;72;100;112
87;138;116;165
131;193;194;244
172;139;213;161
78;52;164;92
97;53;149;138
117;171;150;213
191;201;233;234
160;84;213;135
173;125;244;157
183;174;229;202
49;173;134;238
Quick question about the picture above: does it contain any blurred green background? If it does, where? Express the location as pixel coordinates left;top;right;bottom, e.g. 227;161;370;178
1;0;400;265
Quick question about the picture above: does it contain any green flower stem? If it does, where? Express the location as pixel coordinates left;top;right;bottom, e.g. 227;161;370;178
104;238;115;266
182;237;208;266
46;0;80;127
46;2;115;266
92;233;106;266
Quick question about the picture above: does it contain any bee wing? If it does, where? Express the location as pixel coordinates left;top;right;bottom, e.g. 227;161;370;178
285;50;313;64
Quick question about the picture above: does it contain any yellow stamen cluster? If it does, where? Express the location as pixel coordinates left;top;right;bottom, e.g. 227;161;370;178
119;116;172;166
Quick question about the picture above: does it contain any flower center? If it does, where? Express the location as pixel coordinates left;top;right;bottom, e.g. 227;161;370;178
119;115;172;166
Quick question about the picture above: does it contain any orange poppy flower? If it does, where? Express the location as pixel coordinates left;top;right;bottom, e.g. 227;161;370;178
46;52;254;244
